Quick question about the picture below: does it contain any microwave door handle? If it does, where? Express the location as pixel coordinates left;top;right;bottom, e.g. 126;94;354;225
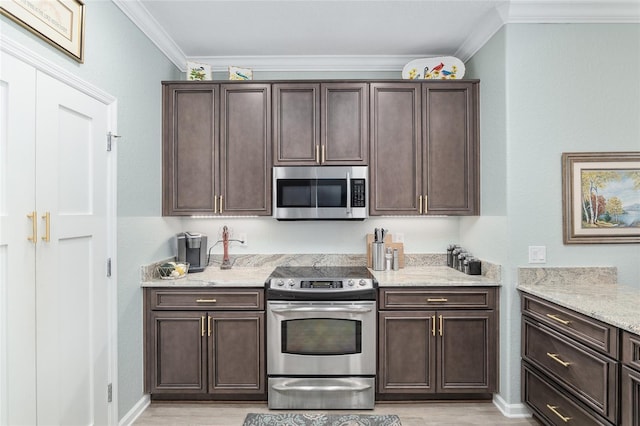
346;172;352;215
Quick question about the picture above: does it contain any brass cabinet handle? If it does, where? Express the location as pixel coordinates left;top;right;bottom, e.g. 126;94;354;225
431;315;436;336
315;145;320;164
547;352;572;367
208;315;212;337
424;195;428;214
219;196;223;214
427;298;448;302
27;211;37;243
546;313;571;325
546;404;572;423
41;212;50;242
439;315;443;336
321;144;326;164
201;316;205;337
196;299;217;303
418;195;423;214
214;195;218;214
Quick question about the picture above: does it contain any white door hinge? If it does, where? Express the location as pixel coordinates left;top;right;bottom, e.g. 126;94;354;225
107;132;121;152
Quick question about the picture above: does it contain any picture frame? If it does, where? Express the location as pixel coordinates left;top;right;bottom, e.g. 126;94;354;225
0;0;85;63
562;152;640;244
186;61;212;81
228;66;253;81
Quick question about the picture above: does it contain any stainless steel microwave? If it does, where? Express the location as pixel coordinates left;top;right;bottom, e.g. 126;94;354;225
273;166;368;220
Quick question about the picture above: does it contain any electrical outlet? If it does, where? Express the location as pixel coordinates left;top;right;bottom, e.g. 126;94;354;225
394;233;404;243
238;233;247;247
528;246;546;264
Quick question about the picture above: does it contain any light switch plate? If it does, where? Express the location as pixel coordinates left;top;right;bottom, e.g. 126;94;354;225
528;246;546;264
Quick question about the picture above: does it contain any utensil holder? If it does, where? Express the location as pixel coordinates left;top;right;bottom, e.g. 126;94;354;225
372;242;385;271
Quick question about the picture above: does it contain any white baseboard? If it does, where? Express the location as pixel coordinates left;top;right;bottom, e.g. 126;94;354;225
119;394;150;426
493;393;532;418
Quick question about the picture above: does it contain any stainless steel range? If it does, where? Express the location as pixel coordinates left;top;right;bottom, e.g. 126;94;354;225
266;266;377;410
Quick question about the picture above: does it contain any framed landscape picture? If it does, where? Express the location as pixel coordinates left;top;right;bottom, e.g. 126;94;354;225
0;0;85;62
562;152;640;244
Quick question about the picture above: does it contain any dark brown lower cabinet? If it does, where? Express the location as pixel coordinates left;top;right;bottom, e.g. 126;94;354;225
377;287;497;398
145;288;265;400
622;365;640;426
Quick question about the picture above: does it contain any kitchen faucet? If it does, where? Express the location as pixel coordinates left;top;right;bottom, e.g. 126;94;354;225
219;225;244;270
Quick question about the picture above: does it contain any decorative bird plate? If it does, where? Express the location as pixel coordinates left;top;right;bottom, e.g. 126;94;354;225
402;56;465;80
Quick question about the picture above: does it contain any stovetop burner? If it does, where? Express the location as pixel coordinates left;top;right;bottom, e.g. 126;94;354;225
266;266;377;301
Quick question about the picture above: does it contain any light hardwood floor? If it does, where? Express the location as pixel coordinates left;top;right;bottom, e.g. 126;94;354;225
134;402;540;426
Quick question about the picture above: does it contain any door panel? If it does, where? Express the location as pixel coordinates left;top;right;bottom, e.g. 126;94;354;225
0;52;38;426
35;71;109;425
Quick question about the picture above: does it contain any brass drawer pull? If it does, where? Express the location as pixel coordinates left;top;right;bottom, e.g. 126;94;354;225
27;211;37;243
439;314;443;336
547;352;572;367
201;316;205;337
196;299;217;303
427;298;448;302
546;313;571;325
208;315;212;337
546;404;572;423
418;195;423;214
41;211;51;242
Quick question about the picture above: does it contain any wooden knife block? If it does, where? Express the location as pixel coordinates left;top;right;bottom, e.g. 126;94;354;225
366;234;404;268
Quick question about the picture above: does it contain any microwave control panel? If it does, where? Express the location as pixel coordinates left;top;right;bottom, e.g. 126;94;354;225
351;179;366;207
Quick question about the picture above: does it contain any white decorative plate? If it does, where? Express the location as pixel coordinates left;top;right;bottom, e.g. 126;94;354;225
402;56;465;80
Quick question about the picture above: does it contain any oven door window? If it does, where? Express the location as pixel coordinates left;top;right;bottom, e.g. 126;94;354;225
316;179;347;207
277;179;314;207
282;318;361;355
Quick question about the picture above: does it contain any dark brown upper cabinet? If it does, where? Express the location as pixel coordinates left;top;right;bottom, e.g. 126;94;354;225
273;82;368;165
162;82;272;216
369;81;479;216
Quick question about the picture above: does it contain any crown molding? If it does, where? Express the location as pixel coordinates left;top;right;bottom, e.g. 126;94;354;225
113;0;640;73
507;1;640;23
112;0;186;70
187;55;421;72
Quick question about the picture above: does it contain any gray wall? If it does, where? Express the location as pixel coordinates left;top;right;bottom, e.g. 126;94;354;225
464;23;640;408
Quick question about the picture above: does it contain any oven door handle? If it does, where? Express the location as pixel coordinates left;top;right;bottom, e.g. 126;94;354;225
269;306;373;314
271;382;372;392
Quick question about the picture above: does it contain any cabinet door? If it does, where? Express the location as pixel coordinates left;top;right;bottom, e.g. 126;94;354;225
321;82;369;165
273;83;320;165
220;84;272;215
378;311;436;394
622;365;640;426
148;311;207;393
369;83;422;215
163;83;219;215
438;310;496;393
209;312;265;394
422;82;479;215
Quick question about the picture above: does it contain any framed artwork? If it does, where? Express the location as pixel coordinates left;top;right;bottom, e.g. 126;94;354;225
228;66;253;80
0;0;85;62
186;61;211;81
562;152;640;244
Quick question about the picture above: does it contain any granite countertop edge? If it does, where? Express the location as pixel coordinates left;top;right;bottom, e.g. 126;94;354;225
141;265;500;288
517;281;640;335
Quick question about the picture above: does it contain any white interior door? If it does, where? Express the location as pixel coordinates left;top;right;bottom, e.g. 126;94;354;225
34;71;110;426
0;51;38;426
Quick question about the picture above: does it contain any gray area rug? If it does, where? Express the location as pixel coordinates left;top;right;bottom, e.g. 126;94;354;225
243;413;402;426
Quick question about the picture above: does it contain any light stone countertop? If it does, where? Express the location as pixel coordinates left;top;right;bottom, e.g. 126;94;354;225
517;267;640;335
372;266;499;287
140;266;274;288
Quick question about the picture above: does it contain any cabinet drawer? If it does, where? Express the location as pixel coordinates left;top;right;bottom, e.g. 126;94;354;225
522;294;618;357
522;363;610;426
379;287;495;310
148;289;264;310
623;331;640;371
522;318;618;423
621;365;640;426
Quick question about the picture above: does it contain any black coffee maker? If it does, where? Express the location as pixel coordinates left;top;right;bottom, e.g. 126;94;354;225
177;232;208;272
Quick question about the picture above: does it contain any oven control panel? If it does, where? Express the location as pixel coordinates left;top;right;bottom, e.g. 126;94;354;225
270;278;374;291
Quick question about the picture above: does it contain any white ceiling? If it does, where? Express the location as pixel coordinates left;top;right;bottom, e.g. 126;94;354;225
113;0;640;72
